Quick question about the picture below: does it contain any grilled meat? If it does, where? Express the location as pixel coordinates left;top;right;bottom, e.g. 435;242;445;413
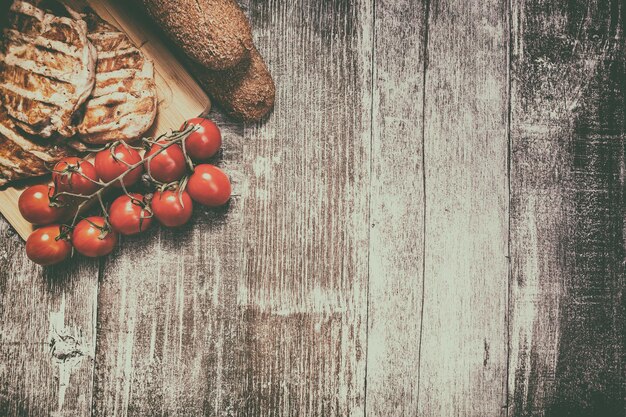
77;11;157;144
0;107;73;186
0;2;160;186
0;0;96;138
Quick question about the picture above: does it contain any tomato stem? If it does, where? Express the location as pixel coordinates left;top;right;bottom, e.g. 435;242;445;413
60;124;197;231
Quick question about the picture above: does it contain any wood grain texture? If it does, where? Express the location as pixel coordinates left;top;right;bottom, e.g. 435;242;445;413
236;0;372;414
417;0;510;416
509;1;625;416
2;0;626;415
91;113;246;417
0;2;209;414
91;0;373;415
0;218;98;417
365;0;427;415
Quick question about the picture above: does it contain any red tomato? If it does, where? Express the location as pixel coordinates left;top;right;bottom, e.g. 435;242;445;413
186;164;231;207
72;216;117;257
26;225;71;266
182;117;222;161
151;189;193;227
52;157;99;195
109;193;153;235
144;141;187;183
95;144;143;187
18;185;67;225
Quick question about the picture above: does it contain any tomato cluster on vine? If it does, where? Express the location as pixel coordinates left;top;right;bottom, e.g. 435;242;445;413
21;117;231;266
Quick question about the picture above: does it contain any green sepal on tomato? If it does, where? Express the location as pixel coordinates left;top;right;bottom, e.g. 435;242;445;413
72;216;118;257
144;141;187;183
152;189;193;227
52;157;100;195
26;225;72;266
18;184;67;225
109;193;153;235
20;116;232;265
182;117;222;161
95;143;143;187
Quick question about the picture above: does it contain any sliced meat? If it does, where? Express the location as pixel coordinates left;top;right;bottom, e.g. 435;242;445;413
0;0;96;138
0;108;73;186
77;11;157;144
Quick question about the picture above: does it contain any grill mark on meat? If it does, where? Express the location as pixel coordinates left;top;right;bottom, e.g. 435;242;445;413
7;11;42;33
78;10;157;144
42;22;81;44
1;52;77;84
96;49;145;73
0;136;56;184
8;13;79;45
0;80;71;108
0;109;73;186
0;87;55;127
91;75;152;99
0;62;75;97
0;0;96;138
89;32;133;51
10;1;84;45
86;93;154;121
0;117;58;160
4;28;84;58
86;92;152;116
10;0;45;21
95;67;151;80
11;43;83;72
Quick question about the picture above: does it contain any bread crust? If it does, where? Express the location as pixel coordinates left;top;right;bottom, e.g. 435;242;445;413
139;0;253;71
191;46;275;122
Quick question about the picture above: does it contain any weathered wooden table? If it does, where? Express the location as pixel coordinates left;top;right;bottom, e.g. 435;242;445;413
0;0;624;416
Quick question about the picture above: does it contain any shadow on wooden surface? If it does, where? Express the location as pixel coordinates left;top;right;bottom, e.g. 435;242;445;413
510;0;625;416
1;0;625;416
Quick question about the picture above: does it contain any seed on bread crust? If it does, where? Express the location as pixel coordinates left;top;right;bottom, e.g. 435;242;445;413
138;0;253;71
192;46;275;122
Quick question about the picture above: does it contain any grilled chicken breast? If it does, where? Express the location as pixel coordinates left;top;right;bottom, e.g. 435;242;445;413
0;108;73;186
0;0;96;138
77;11;157;144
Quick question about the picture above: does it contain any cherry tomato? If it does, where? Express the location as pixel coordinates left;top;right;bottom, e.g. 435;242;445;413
182;117;222;161
151;189;193;227
18;184;67;225
72;216;117;257
186;164;231;207
144;141;187;183
52;157;99;195
95;144;143;187
109;193;153;235
26;225;71;266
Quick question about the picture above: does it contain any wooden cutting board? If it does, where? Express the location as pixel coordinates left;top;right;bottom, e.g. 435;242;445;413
0;0;210;241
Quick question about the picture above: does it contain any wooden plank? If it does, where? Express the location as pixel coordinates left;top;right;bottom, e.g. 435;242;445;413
237;1;371;413
417;1;510;416
91;113;247;416
0;0;210;241
91;0;373;415
0;1;210;415
509;1;625;415
0;219;99;417
365;0;427;415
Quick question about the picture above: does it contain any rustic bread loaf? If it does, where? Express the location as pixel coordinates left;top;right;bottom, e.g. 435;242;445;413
191;46;275;122
138;0;253;71
136;0;274;121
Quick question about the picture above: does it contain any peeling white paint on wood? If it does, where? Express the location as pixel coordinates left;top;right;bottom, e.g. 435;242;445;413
49;294;91;415
0;216;98;417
